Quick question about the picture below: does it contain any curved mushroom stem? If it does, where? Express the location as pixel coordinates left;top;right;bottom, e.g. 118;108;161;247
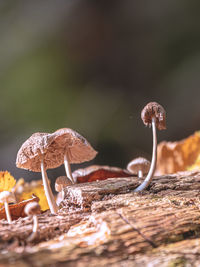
64;152;75;184
41;158;58;214
27;215;38;242
134;117;157;192
138;170;143;178
4;201;12;223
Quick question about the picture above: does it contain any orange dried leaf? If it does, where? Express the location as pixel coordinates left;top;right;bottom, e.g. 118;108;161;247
0;171;16;192
73;165;132;183
17;180;49;211
0;195;39;220
156;131;200;175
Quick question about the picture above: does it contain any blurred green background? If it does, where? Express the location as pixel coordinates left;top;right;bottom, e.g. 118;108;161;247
1;0;200;181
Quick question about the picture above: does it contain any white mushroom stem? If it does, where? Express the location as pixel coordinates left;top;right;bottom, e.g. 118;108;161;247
41;159;58;214
27;215;39;242
134;117;157;192
138;170;143;178
32;215;38;233
4;201;12;224
64;152;75;184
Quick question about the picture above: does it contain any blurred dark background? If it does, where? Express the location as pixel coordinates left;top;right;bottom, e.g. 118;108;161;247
0;0;200;182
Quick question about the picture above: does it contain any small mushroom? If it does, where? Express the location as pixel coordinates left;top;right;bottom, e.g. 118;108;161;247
127;157;150;178
52;128;98;184
24;201;41;241
16;132;58;214
134;102;166;192
55;176;72;201
0;191;16;223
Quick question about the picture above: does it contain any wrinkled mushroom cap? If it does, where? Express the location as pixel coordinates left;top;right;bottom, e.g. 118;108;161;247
55;176;72;192
16;129;97;172
127;157;150;174
24;201;41;216
53;128;97;164
16;132;57;172
141;102;166;130
0;191;16;203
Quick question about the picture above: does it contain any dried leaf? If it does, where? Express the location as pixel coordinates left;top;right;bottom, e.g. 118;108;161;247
0;171;16;192
73;165;132;183
0;195;39;220
156;131;200;175
16;180;49;211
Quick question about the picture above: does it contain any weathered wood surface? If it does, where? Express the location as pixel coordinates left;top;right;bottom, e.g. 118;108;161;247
1;171;200;266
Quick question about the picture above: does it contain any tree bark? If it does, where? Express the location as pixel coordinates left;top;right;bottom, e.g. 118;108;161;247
1;171;200;266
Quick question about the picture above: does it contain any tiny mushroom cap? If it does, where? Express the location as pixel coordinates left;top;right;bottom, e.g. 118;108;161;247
55;176;72;192
0;191;16;203
127;157;150;175
24;201;41;216
141;102;166;130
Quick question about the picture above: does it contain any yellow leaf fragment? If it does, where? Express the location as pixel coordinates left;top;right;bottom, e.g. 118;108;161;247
156;131;200;175
16;180;49;211
0;171;16;192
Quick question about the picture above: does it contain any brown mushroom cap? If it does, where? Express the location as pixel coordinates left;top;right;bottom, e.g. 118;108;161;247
55;176;72;192
16;132;57;172
16;129;97;172
24;201;41;216
0;191;16;203
141;102;166;130
53;128;97;163
127;157;150;174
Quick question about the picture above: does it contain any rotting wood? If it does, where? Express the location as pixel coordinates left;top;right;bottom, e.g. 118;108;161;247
0;171;200;266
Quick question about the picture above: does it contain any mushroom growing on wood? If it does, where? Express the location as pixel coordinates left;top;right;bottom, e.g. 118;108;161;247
127;157;150;178
52;128;98;184
0;191;16;223
16;132;58;214
134;102;166;192
24;201;41;241
55;176;72;201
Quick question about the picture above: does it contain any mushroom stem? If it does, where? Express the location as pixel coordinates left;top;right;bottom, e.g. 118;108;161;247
27;215;39;242
41;159;58;214
32;215;38;233
134;117;157;192
138;170;143;178
4;201;12;223
64;152;75;184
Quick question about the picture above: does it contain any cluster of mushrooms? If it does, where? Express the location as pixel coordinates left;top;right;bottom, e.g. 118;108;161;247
0;102;166;239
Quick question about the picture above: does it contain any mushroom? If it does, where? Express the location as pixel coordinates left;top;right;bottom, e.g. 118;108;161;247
52;128;98;184
0;191;16;223
55;176;72;201
16;132;58;214
127;157;150;178
134;102;166;192
24;201;41;241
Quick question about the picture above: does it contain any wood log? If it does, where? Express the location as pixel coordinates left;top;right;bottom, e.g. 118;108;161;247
0;171;200;266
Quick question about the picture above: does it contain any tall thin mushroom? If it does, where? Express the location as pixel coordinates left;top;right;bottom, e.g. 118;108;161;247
16;133;58;214
134;102;166;192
